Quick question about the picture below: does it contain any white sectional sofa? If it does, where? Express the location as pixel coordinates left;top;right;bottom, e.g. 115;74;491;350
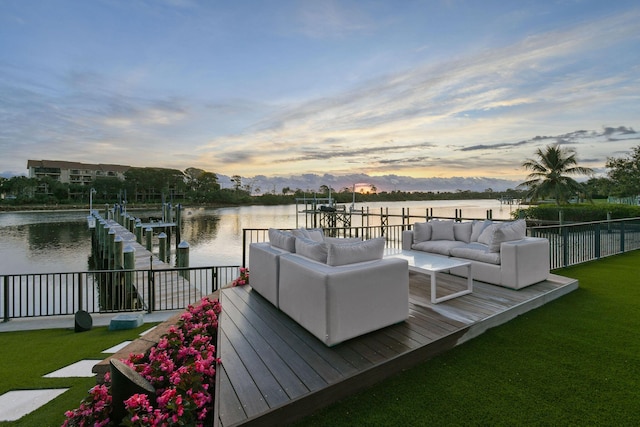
249;229;409;346
402;219;550;289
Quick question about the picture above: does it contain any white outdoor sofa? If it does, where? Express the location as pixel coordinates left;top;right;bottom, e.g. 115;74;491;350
249;229;409;346
402;219;550;289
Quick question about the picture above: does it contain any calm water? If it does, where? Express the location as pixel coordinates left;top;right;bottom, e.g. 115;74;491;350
0;200;519;275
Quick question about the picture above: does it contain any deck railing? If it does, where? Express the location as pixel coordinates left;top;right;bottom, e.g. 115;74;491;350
529;217;640;269
242;217;640;271
1;265;239;321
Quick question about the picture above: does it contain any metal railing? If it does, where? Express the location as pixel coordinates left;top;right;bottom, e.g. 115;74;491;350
529;217;640;269
242;218;640;271
1;265;240;321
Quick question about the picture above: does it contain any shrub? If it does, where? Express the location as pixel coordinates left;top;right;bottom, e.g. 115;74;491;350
62;296;221;427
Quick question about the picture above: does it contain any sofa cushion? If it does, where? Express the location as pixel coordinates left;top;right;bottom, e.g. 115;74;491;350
324;236;363;245
412;240;466;256
430;220;455;240
450;243;501;265
470;220;492;242
453;222;473;243
268;228;296;252
477;223;499;246
308;229;325;242
291;228;310;239
326;237;385;266
414;222;432;243
489;219;526;252
295;237;328;263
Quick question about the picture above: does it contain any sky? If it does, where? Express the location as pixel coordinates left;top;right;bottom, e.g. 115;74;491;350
1;0;640;188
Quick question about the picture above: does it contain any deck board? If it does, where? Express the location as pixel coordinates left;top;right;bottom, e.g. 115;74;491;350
215;272;578;426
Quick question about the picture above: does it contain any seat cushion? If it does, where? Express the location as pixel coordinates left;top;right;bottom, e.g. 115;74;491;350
450;243;501;265
412;240;466;256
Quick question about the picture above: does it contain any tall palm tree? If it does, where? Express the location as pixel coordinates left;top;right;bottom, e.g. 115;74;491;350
519;144;594;205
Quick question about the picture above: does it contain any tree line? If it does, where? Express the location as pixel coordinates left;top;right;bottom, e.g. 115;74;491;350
1;145;639;207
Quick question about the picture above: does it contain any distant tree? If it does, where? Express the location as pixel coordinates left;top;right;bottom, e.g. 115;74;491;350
518;144;594;205
584;177;614;199
606;145;640;197
231;175;242;192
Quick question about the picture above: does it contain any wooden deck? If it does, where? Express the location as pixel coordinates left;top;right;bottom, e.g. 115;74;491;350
214;272;578;426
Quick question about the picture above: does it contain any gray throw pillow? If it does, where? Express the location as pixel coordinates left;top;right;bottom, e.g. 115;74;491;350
326;237;386;266
295;237;328;263
430;220;455;240
414;222;432;243
268;228;296;252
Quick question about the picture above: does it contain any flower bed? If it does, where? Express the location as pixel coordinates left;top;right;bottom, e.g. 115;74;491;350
63;296;222;427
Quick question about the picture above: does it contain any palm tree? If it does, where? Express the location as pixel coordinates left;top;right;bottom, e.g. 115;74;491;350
519;144;594;205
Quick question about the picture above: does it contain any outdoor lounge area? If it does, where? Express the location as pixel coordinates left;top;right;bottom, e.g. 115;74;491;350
215;268;578;426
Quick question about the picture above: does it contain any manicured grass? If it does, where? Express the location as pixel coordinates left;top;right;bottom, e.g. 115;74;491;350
0;323;157;427
296;251;640;426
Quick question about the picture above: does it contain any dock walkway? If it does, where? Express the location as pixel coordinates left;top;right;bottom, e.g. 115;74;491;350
97;216;202;311
214;271;578;426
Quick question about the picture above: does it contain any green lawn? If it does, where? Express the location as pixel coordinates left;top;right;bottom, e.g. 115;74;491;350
296;251;640;426
0;323;157;427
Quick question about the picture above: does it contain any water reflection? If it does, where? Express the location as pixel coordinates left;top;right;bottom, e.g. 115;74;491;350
0;200;518;275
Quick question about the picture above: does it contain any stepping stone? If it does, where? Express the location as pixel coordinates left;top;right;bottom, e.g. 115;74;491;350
109;313;144;330
102;341;133;354
43;360;101;378
0;389;68;421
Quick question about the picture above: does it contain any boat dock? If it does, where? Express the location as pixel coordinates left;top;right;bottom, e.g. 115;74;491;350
90;212;202;312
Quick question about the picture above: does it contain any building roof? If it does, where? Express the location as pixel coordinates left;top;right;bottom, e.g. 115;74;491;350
27;160;130;173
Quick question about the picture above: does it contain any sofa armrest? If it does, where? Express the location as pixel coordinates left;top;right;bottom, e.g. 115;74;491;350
500;237;550;288
402;230;414;250
249;242;289;307
278;254;409;346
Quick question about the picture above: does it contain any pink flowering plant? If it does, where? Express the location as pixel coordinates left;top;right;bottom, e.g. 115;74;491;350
62;296;222;427
232;267;249;286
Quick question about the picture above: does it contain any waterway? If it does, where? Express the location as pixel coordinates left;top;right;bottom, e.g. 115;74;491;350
0;199;520;275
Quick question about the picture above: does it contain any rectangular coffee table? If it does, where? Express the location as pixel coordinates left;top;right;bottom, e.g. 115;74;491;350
384;249;473;303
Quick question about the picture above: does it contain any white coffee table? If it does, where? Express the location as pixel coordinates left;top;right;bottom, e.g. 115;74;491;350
384;249;473;303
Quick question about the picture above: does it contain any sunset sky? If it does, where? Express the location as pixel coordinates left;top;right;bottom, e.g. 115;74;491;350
1;0;639;184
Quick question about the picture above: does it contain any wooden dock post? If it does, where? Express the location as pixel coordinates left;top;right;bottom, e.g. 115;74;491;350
175;204;182;251
177;241;189;279
123;245;136;308
135;221;142;244
145;227;153;252
108;228;116;269
158;232;167;263
114;236;124;269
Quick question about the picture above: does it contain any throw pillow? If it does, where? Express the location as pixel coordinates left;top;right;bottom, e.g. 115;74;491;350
489;219;526;252
470;220;492;242
413;222;432;243
268;228;296;252
326;237;385;266
453;222;473;243
307;228;325;242
430;220;455;240
324;236;363;245
295;237;328;263
291;228;311;239
477;223;498;246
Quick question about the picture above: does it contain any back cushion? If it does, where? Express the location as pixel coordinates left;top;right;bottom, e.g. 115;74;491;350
295;238;328;263
326;237;386;266
268;228;296;252
453;222;473;243
430;220;455;240
477;223;499;246
489;219;526;252
414;222;432;243
470;220;492;242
